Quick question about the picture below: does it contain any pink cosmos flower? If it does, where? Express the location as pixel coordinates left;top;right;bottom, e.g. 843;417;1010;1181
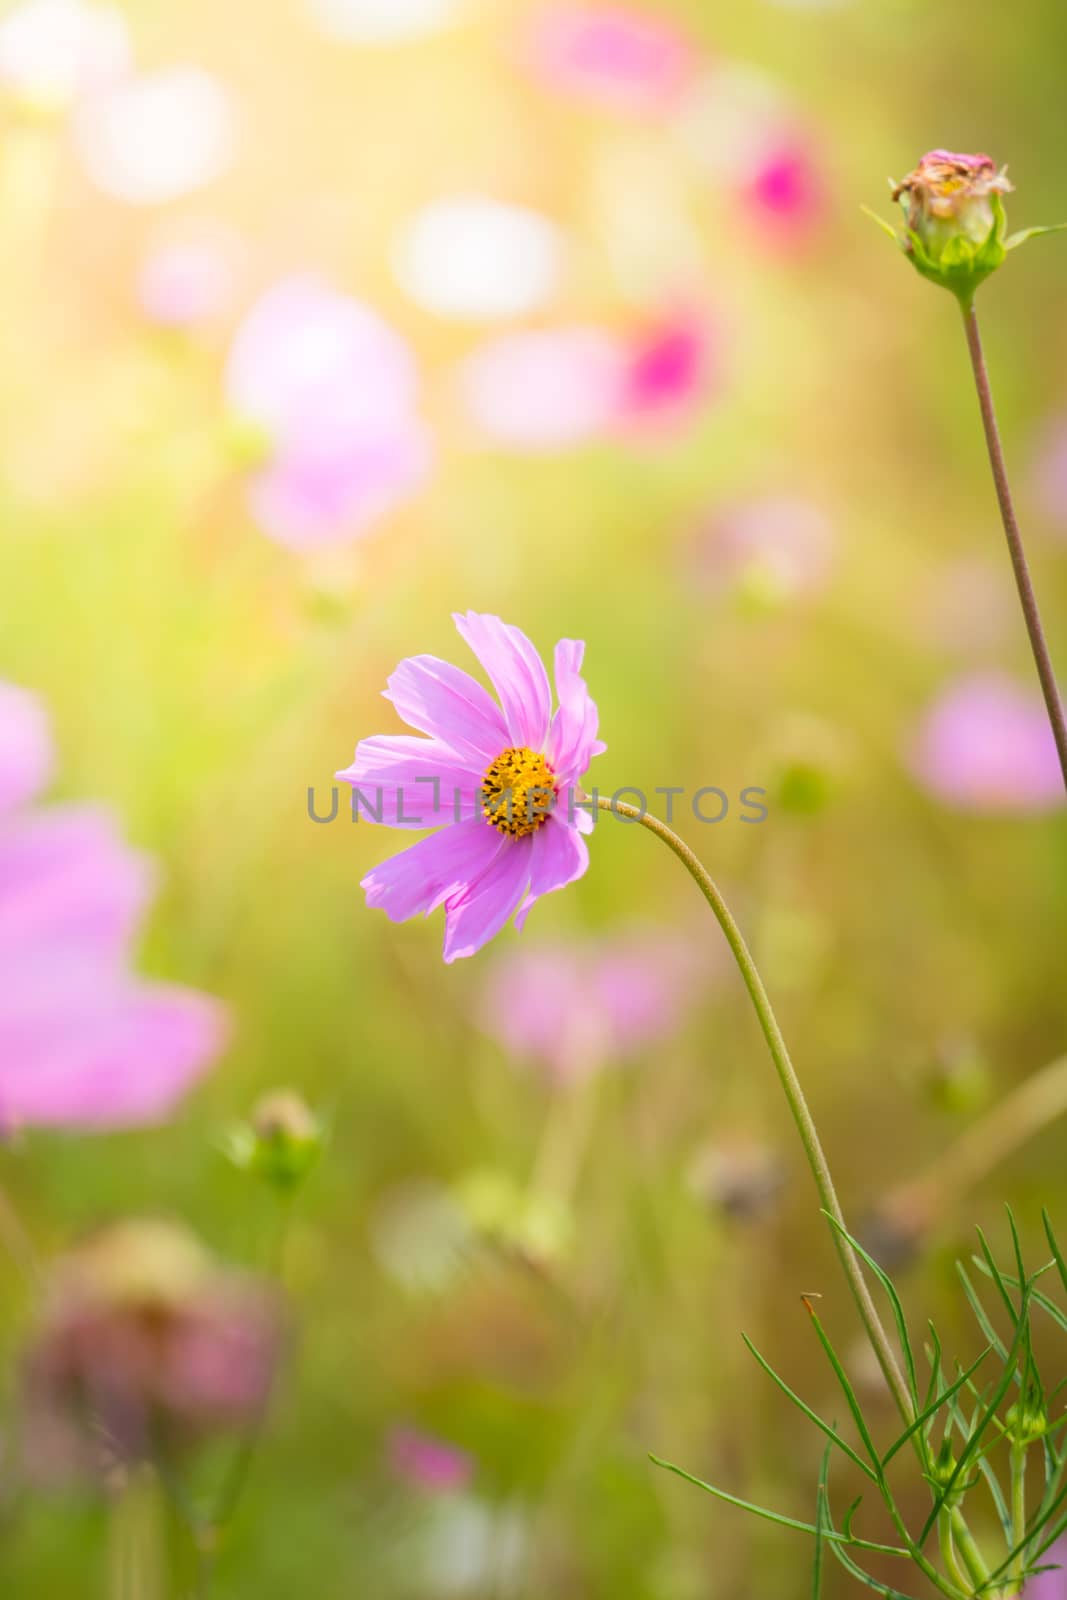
387;1425;473;1493
225;274;431;550
0;681;226;1131
480;931;696;1083
909;672;1064;814
740;132;827;248
336;614;604;962
524;5;694;115
615;308;714;434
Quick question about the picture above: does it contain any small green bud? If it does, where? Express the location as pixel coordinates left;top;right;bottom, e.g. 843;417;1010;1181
1006;1398;1049;1446
931;1436;964;1507
870;150;1067;305
224;1090;322;1191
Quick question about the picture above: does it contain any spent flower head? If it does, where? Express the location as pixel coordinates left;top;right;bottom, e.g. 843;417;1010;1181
224;1089;324;1191
871;149;1066;303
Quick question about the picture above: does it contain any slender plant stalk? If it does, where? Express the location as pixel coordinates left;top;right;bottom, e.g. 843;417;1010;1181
1009;1442;1027;1592
960;300;1067;790
594;796;914;1424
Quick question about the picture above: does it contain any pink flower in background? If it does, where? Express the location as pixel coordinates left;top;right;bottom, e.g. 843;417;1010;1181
909;672;1064;814
457;327;623;451
0;0;130;115
691;495;835;605
740;132;827;247
137;229;240;328
388;1426;473;1493
1025;1541;1067;1598
0;682;226;1132
480;932;697;1083
616;308;714;434
524;5;694;115
75;67;236;204
225;275;431;549
337;613;604;962
1031;414;1067;532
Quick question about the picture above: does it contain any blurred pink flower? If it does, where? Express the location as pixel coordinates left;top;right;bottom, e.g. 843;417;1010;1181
457;327;623;451
524;5;694;115
23;1220;281;1478
0;0;130;115
740;132;827;248
74;67;236;205
1031;414;1067;532
0;682;226;1132
388;1425;473;1493
690;495;835;604
137;229;239;328
225;275;431;549
480;932;696;1083
616;308;714;434
909;672;1064;814
1025;1541;1067;1598
336;613;604;963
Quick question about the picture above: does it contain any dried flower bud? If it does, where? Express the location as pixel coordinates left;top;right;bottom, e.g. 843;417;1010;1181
871;149;1066;304
22;1219;282;1481
224;1089;322;1190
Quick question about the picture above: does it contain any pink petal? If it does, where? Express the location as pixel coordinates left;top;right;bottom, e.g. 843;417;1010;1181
513;817;589;933
0;983;226;1131
336;736;481;828
383;654;509;766
452;612;552;750
361;817;500;924
442;834;533;963
546;639;605;779
0;681;53;817
0;806;154;961
525;5;693;115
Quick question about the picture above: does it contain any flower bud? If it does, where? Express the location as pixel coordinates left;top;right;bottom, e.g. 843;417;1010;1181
874;149;1067;303
224;1089;323;1191
22;1219;282;1481
1006;1395;1049;1446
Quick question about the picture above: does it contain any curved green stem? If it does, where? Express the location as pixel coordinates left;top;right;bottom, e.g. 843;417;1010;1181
594;796;914;1424
960;300;1067;790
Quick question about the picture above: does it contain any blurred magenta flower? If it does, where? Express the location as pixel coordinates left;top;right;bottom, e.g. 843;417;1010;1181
0;681;226;1131
690;495;835;607
393;196;565;321
137;227;239;328
225;274;431;549
337;613;604;962
616;307;714;434
457;327;622;452
524;4;694;115
23;1220;281;1479
388;1425;473;1493
308;0;463;42
480;931;696;1083
74;66;236;204
909;672;1064;814
0;0;129;115
741;133;827;247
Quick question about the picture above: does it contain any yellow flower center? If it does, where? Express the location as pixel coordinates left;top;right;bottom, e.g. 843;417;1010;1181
481;747;557;838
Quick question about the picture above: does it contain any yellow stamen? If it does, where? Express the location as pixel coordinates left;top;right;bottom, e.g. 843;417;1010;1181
481;747;557;838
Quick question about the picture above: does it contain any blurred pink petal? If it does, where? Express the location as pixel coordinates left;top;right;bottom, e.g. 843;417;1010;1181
458;328;623;451
0;0;130;114
226;275;431;548
0;680;227;1132
741;132;827;248
480;931;696;1083
388;1425;473;1493
1025;1541;1067;1600
909;672;1064;814
75;67;236;204
0;681;53;816
525;5;694;115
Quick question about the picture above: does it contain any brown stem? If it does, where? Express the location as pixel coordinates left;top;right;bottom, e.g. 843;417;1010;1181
960;300;1067;790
